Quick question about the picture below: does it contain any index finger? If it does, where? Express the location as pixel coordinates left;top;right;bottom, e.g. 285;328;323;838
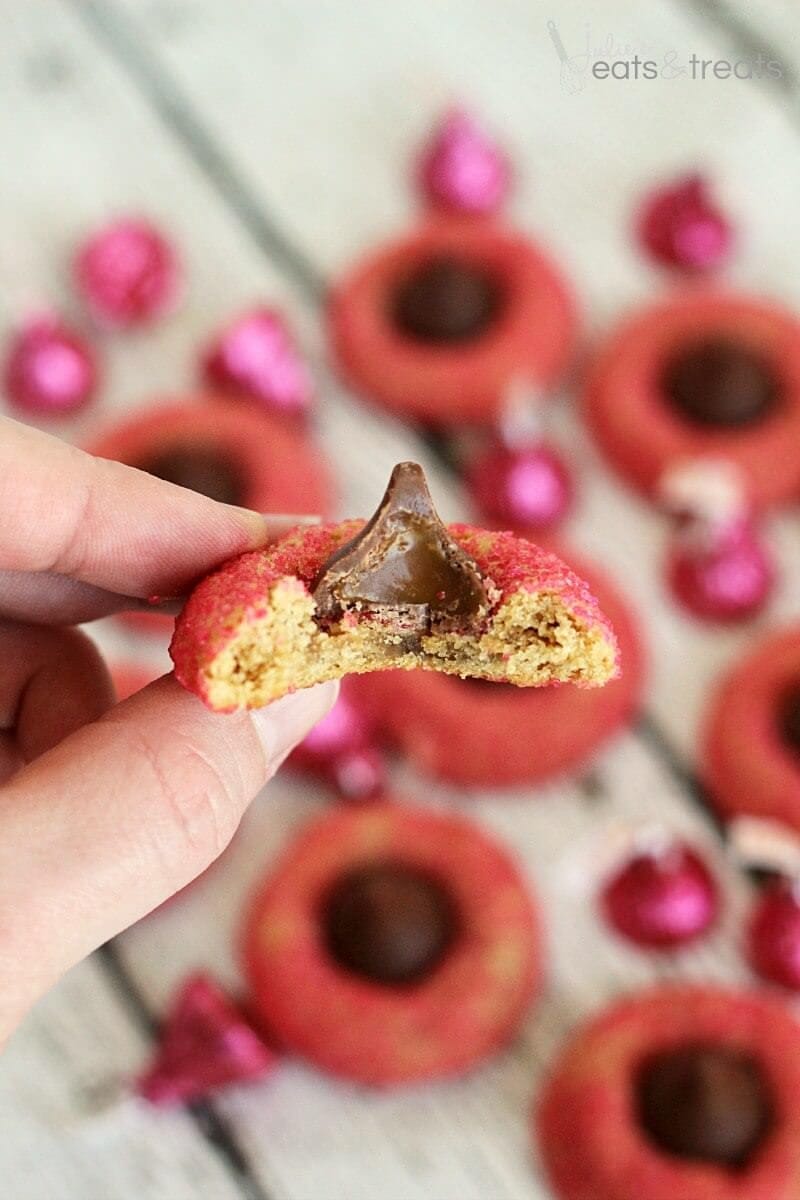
0;416;272;599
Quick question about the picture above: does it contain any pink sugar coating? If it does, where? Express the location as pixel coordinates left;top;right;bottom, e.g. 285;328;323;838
585;290;800;511
449;524;617;656
537;986;800;1200
136;972;277;1106
171;522;618;706
329;218;578;427
4;314;98;416
749;884;800;991
202;307;313;416
242;801;541;1085
667;518;775;623
75;217;181;328
638;174;732;273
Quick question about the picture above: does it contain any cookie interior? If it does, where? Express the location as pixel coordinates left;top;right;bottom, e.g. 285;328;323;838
202;586;612;710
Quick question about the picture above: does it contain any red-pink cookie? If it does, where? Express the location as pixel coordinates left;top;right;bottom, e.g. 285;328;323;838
585;291;800;510
537;986;800;1200
703;627;800;835
87;396;332;634
329;217;577;426
242;801;541;1086
358;544;642;787
170;488;618;713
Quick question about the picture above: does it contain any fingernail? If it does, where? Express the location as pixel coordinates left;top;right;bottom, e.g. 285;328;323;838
263;513;322;534
262;513;321;524
250;680;339;769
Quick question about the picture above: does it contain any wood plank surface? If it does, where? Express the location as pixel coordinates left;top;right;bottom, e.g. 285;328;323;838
2;1;799;1197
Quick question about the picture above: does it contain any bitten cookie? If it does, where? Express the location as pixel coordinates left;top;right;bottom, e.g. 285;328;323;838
703;627;800;836
242;802;541;1085
585;291;800;509
358;543;642;787
171;462;618;710
536;986;800;1200
329;217;576;426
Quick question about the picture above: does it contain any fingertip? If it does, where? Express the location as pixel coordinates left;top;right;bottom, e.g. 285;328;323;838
229;508;321;548
249;680;339;770
234;507;272;548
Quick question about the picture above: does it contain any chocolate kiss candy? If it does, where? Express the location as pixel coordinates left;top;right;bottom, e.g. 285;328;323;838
661;336;780;429
139;445;246;507
601;843;719;949
312;461;489;634
778;683;800;757
323;862;458;985
392;256;501;344
748;882;800;991
136;973;276;1106
660;458;774;623
4;314;98;417
636;1043;773;1168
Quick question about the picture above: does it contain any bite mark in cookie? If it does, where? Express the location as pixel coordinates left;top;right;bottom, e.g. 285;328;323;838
171;462;618;710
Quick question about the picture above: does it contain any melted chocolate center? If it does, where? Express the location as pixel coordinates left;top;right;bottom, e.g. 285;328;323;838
636;1043;774;1169
661;336;780;429
392;256;501;344
312;462;489;634
778;682;800;757
139;445;246;506
322;862;458;986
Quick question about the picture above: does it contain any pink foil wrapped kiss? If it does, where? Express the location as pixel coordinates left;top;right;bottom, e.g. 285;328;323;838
418;108;511;217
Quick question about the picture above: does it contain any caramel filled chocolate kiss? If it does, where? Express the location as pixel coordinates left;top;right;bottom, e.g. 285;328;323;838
636;1043;774;1169
312;462;489;634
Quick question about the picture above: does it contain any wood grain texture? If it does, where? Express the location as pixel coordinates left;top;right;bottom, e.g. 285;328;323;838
1;956;252;1200
2;1;799;1196
685;0;800;96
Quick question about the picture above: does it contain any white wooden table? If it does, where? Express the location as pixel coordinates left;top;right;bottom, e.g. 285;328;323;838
3;3;800;1197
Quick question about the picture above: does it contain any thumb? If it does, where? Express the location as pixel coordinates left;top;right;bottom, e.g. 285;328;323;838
0;674;336;1038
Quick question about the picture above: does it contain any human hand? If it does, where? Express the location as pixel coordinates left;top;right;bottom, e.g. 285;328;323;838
0;416;336;1041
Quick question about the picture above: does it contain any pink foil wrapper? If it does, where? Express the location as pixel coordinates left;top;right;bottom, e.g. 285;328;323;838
637;173;732;272
136;973;277;1106
203;307;313;417
418;108;511;216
